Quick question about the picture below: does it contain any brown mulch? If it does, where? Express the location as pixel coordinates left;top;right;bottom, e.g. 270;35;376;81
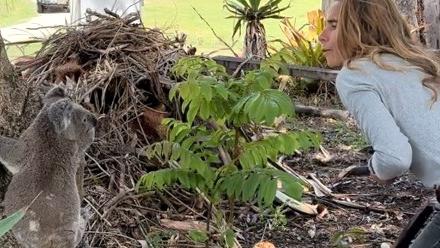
236;116;433;248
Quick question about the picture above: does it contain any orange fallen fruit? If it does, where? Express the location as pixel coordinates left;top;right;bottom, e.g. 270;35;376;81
253;241;276;248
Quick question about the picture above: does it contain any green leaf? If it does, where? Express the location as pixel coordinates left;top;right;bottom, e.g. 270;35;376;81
253;95;268;122
258;178;277;207
0;191;42;238
169;123;190;142
239;152;252;170
241;173;261;202
200;82;213;102
0;210;24;238
178;82;192;99
215;84;229;100
223;228;236;248
249;0;261;10
188;230;209;243
187;98;201;124
263;98;281;124
169;85;179;100
226;174;242;198
177;170;192;189
281;179;303;200
230;0;250;9
255;71;272;90
199;100;211;120
231;19;243;38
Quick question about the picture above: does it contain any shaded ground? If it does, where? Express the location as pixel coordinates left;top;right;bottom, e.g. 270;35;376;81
236;112;433;248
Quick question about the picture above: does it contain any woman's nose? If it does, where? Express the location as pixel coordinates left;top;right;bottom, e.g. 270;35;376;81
318;30;327;44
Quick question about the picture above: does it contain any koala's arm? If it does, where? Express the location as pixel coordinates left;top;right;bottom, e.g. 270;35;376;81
76;154;86;202
0;136;19;174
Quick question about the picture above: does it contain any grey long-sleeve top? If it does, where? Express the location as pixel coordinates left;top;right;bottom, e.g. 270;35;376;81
336;54;440;187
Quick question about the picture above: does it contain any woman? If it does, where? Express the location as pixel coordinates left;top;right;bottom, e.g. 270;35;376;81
319;0;440;247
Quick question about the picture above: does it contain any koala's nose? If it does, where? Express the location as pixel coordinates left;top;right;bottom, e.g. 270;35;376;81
89;115;97;127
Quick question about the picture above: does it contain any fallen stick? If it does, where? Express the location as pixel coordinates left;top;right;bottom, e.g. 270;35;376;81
295;104;350;121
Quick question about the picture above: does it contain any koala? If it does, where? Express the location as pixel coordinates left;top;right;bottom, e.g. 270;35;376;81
0;86;88;200
0;135;19;174
3;86;96;248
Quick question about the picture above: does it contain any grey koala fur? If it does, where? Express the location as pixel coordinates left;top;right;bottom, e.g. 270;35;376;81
0;86;89;200
0;135;19;174
3;86;96;248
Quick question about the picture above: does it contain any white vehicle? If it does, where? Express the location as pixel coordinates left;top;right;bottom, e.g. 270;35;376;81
37;0;69;13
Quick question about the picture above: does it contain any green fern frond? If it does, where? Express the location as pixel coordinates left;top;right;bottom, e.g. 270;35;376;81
238;131;320;169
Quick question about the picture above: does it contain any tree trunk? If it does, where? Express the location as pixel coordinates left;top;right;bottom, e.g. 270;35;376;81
394;0;425;43
243;21;267;59
321;0;428;44
0;31;41;138
0;31;19;137
423;0;440;49
395;0;419;27
0;30;20;136
321;0;337;12
0;31;15;200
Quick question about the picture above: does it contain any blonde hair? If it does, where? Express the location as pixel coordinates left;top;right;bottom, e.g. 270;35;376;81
336;0;440;102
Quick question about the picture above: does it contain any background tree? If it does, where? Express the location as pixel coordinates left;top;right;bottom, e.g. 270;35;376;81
321;0;336;13
0;31;16;199
0;32;39;199
321;0;427;44
224;0;290;59
0;31;17;135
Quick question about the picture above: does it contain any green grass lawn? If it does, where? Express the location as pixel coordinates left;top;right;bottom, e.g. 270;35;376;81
3;0;320;59
0;0;37;27
1;0;39;59
142;0;321;55
6;43;42;60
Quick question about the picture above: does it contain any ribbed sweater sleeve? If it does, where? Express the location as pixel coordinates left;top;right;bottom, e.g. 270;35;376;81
336;68;412;180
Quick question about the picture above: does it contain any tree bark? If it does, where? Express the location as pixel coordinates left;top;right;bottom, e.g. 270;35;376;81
0;31;41;137
0;31;15;200
243;21;267;59
321;0;337;12
321;0;426;43
0;31;20;137
395;0;419;27
423;0;440;49
394;0;426;43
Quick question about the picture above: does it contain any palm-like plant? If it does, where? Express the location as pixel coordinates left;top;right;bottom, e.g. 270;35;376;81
224;0;290;59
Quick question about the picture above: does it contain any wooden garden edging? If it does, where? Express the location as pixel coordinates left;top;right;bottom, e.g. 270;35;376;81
213;51;440;82
212;55;339;81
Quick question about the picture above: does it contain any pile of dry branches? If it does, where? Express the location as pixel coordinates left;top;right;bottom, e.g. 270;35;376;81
13;10;204;247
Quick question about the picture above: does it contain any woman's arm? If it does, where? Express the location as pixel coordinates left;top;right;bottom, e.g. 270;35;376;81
336;68;412;181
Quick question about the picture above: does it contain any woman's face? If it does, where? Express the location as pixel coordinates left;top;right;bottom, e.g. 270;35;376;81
319;2;344;68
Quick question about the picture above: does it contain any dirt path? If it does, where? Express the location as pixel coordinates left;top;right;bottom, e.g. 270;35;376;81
0;12;69;43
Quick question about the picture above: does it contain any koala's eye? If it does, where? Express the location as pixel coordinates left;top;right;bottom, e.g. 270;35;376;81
82;117;87;123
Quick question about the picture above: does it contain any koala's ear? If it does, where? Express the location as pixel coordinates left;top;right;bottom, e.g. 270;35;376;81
43;86;67;105
47;99;74;134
